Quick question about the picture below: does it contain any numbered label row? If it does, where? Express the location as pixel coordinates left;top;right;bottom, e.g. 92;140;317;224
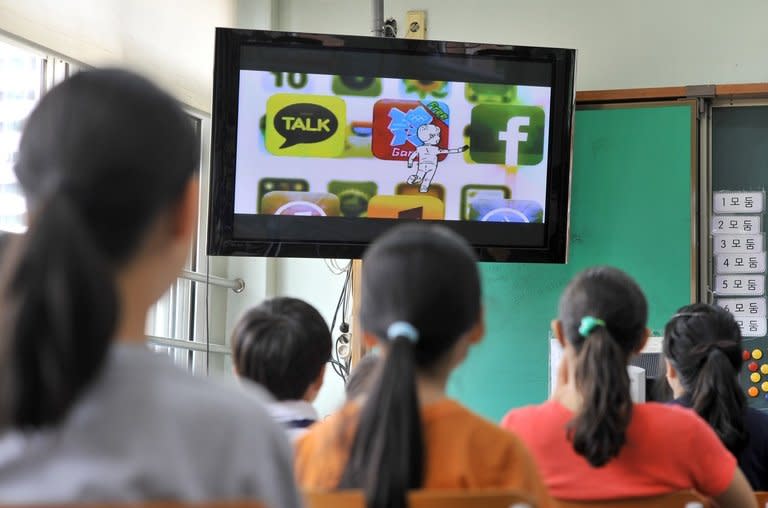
717;297;767;316
714;191;765;214
715;253;766;274
713;234;764;254
735;317;768;337
714;275;765;296
712;215;761;234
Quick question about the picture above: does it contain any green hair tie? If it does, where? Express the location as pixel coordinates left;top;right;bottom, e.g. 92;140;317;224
579;316;606;337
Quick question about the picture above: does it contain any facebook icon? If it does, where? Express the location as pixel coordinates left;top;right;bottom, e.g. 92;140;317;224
468;105;545;166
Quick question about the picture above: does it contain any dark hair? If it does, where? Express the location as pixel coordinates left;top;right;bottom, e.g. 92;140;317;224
559;266;648;467
338;224;481;508
663;303;748;454
0;69;199;429
345;353;381;401
232;297;332;400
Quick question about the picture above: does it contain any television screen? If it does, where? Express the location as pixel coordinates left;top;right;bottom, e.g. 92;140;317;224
209;29;575;262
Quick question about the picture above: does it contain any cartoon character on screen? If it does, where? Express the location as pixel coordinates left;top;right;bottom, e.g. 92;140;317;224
406;124;468;193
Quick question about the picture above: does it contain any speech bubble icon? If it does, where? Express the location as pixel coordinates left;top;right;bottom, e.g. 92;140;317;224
273;103;339;149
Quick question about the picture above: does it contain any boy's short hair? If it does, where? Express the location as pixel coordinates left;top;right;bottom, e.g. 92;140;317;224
232;297;332;401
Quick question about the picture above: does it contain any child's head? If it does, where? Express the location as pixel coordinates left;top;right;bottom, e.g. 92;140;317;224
0;69;198;429
231;297;332;402
359;223;482;369
556;266;648;467
663;303;747;454
340;223;483;508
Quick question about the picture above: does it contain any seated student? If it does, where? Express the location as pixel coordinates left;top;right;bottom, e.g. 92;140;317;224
295;224;553;508
0;69;301;507
231;297;331;440
501;267;755;507
344;353;380;401
664;303;768;490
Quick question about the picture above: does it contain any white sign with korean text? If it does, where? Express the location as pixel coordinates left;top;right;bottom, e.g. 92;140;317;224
716;297;767;316
713;191;764;214
715;275;765;296
712;215;761;234
735;317;767;337
715;253;767;274
713;234;764;254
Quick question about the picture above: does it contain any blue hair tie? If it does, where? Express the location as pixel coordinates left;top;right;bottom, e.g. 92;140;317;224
579;316;606;337
387;321;419;344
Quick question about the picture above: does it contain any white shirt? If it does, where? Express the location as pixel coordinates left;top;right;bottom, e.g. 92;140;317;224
268;399;319;442
0;343;302;507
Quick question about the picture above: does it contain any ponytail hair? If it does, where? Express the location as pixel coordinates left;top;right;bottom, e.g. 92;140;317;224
663;304;748;454
339;336;422;508
0;69;198;429
559;267;648;467
0;196;117;427
338;224;481;508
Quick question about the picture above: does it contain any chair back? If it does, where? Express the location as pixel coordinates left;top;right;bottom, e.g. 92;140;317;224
555;490;709;508
755;491;768;508
304;489;535;508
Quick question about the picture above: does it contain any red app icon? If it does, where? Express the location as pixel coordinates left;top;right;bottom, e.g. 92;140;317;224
372;99;450;161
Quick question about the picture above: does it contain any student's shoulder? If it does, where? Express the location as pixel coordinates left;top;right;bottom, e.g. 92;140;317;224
631;402;724;449
633;402;706;428
429;400;527;450
141;352;276;427
298;402;359;449
501;400;568;433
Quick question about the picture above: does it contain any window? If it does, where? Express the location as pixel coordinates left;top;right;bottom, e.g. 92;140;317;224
0;36;214;374
0;38;43;234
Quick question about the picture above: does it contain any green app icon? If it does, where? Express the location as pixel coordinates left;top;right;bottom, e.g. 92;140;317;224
332;76;382;97
469;105;545;166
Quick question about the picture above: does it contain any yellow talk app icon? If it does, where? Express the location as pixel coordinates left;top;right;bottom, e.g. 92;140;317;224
265;94;346;157
367;195;445;220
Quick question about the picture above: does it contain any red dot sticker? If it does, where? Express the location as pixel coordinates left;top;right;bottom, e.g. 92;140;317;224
744;350;752;361
749;362;759;372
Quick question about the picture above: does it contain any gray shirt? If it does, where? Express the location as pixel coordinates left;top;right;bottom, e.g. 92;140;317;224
0;343;303;507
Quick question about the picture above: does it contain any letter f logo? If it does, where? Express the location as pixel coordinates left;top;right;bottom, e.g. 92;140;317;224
499;117;530;166
469;105;545;166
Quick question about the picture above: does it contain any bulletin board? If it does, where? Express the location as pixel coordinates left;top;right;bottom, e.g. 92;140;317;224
710;103;768;409
448;101;697;421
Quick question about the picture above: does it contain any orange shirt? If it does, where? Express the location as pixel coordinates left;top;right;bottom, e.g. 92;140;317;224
501;401;737;501
296;398;553;507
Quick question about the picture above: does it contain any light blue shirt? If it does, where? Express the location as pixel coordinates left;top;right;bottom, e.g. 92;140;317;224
0;343;303;507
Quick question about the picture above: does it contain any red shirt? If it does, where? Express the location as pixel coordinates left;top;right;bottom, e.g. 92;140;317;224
501;401;736;500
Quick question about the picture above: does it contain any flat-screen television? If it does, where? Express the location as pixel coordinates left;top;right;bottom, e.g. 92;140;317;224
208;28;575;262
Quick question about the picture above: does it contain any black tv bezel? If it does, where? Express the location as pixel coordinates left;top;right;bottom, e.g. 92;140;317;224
208;28;575;263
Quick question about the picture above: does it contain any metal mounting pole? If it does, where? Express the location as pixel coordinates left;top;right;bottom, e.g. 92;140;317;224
372;0;384;37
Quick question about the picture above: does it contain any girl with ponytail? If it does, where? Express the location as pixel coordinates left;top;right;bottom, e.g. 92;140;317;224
0;69;301;507
295;224;552;508
502;267;755;507
664;303;768;490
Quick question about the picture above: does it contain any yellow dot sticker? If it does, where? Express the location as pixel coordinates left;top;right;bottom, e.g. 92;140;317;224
761;364;768;375
762;382;768;393
749;386;759;397
751;372;761;383
753;349;763;360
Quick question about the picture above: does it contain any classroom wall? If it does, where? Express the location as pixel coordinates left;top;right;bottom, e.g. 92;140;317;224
0;0;249;113
275;0;768;90
262;0;755;416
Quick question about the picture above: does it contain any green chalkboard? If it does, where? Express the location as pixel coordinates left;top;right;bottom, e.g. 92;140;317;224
448;103;695;422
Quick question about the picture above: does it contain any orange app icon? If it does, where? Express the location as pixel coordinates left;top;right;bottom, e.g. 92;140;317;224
367;195;444;220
